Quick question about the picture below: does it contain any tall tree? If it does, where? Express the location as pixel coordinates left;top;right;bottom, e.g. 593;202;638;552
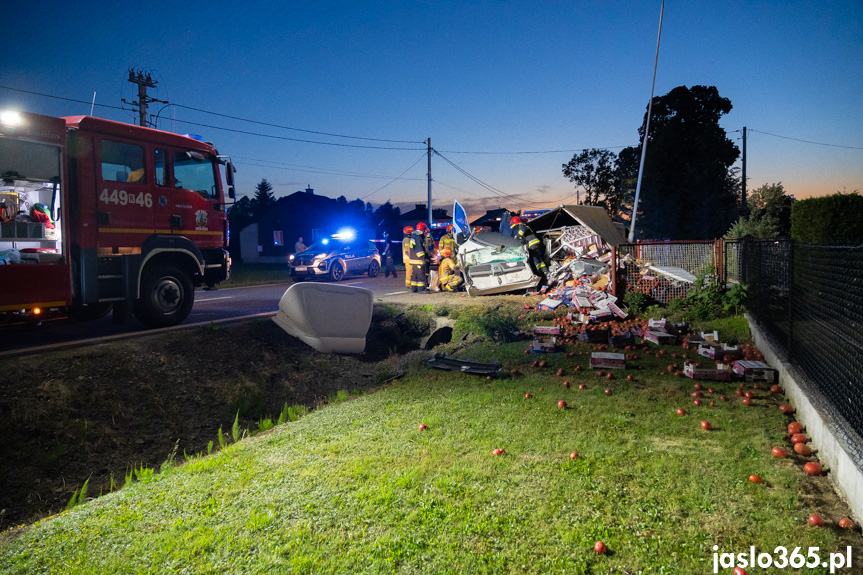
633;85;740;240
251;178;275;220
562;148;638;220
226;195;254;231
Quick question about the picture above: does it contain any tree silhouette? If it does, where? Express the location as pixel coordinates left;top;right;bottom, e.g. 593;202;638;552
634;85;740;240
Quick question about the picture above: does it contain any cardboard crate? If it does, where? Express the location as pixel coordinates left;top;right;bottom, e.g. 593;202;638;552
579;328;609;343
645;330;677;345
531;336;558;353
533;325;561;336
590;352;626;369
697;342;741;360
608;332;634;348
732;360;777;383
684;361;733;381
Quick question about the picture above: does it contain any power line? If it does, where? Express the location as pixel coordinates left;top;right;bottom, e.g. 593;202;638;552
433;149;525;203
359;153;429;200
436;145;631;155
233;156;425;181
166;116;425;151
169;102;424;145
748;128;863;151
0;84;425;151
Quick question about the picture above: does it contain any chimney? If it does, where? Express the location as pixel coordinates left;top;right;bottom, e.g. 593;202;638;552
305;185;314;194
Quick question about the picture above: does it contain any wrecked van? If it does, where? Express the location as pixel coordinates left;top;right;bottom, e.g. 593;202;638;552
452;202;626;297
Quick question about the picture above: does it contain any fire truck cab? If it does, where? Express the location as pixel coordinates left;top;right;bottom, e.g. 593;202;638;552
0;109;235;327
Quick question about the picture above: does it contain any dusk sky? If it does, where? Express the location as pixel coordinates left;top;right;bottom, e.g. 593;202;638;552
3;1;862;220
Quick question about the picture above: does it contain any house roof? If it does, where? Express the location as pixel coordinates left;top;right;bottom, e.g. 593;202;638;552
526;205;627;248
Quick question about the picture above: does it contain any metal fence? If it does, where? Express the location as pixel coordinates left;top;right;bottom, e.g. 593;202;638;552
616;241;718;304
739;239;863;452
616;238;863;452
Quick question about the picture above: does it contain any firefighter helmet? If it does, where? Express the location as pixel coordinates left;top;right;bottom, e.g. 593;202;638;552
441;248;452;257
416;222;428;232
446;224;453;233
510;216;522;226
403;226;414;235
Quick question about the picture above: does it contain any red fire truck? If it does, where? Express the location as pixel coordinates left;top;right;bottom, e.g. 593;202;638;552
0;109;235;327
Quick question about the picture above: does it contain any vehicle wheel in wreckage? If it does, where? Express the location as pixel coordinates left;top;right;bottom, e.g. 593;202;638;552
133;263;194;328
367;260;380;277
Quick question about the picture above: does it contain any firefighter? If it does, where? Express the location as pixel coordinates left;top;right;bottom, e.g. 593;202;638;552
422;225;441;290
408;222;430;292
439;224;456;255
402;226;413;288
510;216;551;278
438;248;463;292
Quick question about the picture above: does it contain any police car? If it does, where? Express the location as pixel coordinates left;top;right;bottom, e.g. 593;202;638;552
288;229;381;281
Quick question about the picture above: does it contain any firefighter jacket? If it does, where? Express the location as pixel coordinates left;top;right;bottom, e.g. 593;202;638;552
401;234;411;263
408;231;428;265
513;223;542;250
438;232;456;255
439;256;460;281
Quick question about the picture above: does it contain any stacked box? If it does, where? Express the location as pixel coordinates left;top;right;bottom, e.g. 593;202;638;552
590;352;626;369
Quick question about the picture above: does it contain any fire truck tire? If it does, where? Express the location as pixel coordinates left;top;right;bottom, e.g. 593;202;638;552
133;264;194;328
65;302;113;321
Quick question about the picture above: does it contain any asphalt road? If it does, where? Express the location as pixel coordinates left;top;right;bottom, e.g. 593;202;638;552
0;274;467;356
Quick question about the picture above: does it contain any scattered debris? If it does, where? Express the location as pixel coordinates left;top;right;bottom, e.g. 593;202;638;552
427;354;502;375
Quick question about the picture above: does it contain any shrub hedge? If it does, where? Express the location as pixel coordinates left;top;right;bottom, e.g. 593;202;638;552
790;192;863;245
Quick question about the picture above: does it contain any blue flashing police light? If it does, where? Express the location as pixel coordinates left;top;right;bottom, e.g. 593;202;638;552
332;228;356;241
182;133;204;141
321;238;330;245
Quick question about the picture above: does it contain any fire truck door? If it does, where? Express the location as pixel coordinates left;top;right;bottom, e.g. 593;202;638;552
171;151;221;248
152;148;174;235
97;139;156;247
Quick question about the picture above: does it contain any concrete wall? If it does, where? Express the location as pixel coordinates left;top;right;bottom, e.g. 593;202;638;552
748;314;863;523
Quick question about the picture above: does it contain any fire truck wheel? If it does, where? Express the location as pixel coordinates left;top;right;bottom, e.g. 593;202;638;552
65;302;113;321
133;264;194;328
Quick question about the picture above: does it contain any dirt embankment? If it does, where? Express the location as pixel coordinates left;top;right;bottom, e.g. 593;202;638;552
0;305;441;530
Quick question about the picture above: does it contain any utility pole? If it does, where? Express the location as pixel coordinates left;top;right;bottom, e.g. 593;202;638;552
741;126;748;212
628;0;665;243
122;68;167;127
427;138;433;227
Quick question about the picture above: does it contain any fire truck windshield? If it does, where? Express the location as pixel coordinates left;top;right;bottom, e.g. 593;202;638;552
174;151;217;199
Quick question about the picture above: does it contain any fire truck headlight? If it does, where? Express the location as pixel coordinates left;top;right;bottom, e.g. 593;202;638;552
1;110;22;127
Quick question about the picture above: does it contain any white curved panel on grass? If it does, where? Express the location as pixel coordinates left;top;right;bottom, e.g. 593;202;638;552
272;282;374;354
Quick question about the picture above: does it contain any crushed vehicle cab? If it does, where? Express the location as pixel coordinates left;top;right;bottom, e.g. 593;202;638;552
457;231;541;296
288;232;381;281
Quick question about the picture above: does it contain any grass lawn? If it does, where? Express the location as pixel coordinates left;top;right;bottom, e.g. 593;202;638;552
1;332;858;574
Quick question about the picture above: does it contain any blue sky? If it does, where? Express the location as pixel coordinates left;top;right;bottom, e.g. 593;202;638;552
3;1;861;220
